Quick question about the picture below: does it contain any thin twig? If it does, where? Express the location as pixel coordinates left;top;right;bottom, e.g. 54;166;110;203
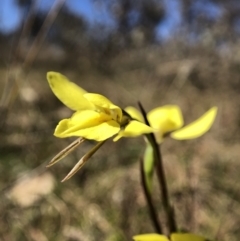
23;0;67;68
0;0;66;111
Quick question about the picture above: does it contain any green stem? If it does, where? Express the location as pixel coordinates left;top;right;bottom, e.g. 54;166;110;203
138;102;177;235
155;144;177;234
140;158;163;234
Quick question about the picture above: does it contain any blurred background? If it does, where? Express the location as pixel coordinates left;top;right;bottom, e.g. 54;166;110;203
1;0;240;240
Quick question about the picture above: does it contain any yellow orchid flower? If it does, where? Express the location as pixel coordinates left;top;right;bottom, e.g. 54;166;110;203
47;72;155;181
133;233;213;241
125;105;217;143
47;72;154;142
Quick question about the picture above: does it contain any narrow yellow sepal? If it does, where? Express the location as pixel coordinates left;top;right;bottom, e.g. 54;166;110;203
47;71;94;111
171;107;218;140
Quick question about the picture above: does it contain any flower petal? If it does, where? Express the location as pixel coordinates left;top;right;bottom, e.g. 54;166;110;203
125;106;144;122
54;110;120;141
67;121;120;141
84;93;122;122
69;110;111;128
171;233;207;241
171;107;217;140
113;120;155;141
147;105;184;134
147;105;184;143
133;234;169;241
47;72;94;111
54;110;111;136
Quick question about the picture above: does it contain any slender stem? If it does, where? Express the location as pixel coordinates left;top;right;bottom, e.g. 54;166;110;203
138;102;177;235
140;158;162;233
155;144;177;234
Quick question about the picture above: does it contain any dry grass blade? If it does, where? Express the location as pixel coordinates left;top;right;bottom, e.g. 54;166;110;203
47;138;85;167
1;0;66;111
61;141;106;182
23;0;67;68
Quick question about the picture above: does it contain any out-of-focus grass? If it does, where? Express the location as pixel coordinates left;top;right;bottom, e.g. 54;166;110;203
1;42;240;241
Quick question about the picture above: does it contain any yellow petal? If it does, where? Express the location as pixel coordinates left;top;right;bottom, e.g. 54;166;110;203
125;106;144;122
69;110;111;128
171;233;207;241
54;110;111;136
171;107;217;140
66;121;120;141
133;234;169;241
54;119;69;138
47;71;94;111
54;110;120;141
84;93;122;122
113;120;155;141
147;105;184;134
147;105;184;143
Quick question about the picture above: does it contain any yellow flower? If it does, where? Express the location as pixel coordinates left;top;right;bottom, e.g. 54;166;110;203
47;71;154;142
133;233;213;241
47;72;155;181
125;105;217;143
